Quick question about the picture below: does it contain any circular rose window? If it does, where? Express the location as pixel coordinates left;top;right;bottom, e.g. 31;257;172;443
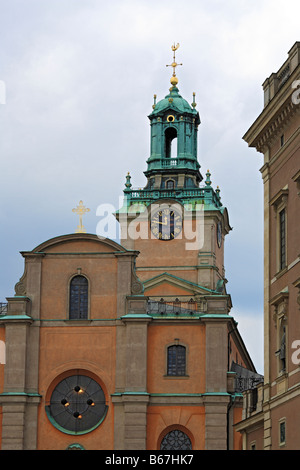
48;374;107;434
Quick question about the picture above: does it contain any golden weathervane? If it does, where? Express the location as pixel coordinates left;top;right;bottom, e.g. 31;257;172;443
166;43;182;87
72;200;90;233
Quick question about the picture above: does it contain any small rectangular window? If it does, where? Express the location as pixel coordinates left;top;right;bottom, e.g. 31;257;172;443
280;134;284;147
279;421;286;445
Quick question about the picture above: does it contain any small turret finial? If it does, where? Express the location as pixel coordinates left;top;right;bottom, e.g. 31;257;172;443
124;172;132;191
191;92;197;108
205;170;212;186
152;94;157;109
166;43;182;87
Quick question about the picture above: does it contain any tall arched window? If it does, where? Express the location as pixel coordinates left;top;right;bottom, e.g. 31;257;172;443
69;275;88;320
165;127;177;158
167;345;186;376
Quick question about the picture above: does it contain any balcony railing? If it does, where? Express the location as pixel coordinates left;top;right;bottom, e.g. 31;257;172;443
161;158;178;167
124;186;222;208
147;299;199;317
235;376;263;393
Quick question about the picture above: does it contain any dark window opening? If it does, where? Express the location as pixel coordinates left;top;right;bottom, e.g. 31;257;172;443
167;345;186;376
69;275;88;319
280;421;286;445
279;209;286;270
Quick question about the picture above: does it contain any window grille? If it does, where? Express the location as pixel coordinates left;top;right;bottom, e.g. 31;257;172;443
160;429;192;450
167;345;186;376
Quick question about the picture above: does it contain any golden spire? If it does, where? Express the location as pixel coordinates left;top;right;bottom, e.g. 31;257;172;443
166;43;182;87
72;200;90;233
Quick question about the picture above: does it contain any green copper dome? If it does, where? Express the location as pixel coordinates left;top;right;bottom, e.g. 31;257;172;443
150;86;197;117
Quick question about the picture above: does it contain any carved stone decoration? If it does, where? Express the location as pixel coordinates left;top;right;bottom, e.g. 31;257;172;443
14;266;27;296
131;259;144;295
14;280;26;296
255;101;298;153
293;278;300;310
271;291;289;327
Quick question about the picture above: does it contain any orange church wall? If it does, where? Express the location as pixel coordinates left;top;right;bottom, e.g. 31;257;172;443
228;334;247;369
36;325;116;450
232;406;243;450
145;282;195;297
147;323;206;394
132;218;225;284
135;228;200;268
40;257;118;320
138;269;199;289
43;238;117;254
147;405;205;450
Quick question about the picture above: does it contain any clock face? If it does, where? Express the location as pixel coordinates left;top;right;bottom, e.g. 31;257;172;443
151;207;182;240
217;221;222;248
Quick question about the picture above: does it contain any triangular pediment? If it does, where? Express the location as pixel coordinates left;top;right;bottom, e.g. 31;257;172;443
143;272;215;297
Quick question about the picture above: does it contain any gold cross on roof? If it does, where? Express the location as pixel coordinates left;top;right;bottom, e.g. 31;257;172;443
166;43;182;86
72;200;90;233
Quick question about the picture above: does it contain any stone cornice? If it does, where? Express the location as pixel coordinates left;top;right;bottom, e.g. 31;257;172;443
249;100;299;154
243;65;300;154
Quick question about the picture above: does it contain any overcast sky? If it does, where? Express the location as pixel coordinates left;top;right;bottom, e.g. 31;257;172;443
1;0;299;374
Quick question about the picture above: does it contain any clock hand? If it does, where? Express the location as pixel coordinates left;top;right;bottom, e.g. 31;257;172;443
152;220;168;226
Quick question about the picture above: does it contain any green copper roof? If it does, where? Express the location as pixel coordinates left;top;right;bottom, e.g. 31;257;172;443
150;86;198;117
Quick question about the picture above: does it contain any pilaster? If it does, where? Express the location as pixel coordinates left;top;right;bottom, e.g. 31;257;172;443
113;296;151;450
0;296;41;449
203;394;230;450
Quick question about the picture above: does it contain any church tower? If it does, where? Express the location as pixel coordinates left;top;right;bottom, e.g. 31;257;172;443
112;45;258;450
116;44;231;297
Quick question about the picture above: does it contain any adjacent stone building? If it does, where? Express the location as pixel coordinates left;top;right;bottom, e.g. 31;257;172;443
236;41;300;450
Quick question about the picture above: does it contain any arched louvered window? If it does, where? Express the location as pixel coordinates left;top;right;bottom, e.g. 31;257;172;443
167;345;186;376
69;275;88;319
166;179;175;190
